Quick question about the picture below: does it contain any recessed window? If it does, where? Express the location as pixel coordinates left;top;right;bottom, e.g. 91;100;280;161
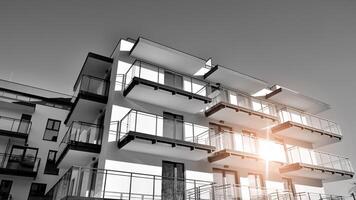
43;119;61;142
28;183;46;200
44;150;59;175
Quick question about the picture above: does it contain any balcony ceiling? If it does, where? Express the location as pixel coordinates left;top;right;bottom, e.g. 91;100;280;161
208;149;283;174
120;137;211;161
266;86;330;114
279;163;354;182
130;37;207;75
73;52;113;91
65;97;105;125
206;102;279;132
57;149;99;168
125;82;210;114
204;65;269;94
272;122;341;147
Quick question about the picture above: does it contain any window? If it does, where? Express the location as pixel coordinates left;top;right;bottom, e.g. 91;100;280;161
44;150;59;175
0;180;12;199
43;119;61;141
28;183;46;200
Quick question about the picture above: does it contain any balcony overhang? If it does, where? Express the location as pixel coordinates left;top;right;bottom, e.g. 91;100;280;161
279;163;354;182
123;77;211;113
65;92;107;125
56;141;101;168
73;52;113;91
204;65;268;94
208;149;283;173
272;121;342;147
0;168;38;178
205;102;279;131
118;131;215;161
130;37;207;75
0;100;35;113
266;86;330;114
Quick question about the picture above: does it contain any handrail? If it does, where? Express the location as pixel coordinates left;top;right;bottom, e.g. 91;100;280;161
74;74;109;97
0;152;41;173
57;121;103;161
208;87;278;117
113;109;211;146
123;60;210;96
287;146;354;173
0;115;32;135
278;107;342;136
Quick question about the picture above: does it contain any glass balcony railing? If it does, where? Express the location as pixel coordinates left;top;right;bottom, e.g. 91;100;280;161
0;115;31;135
208;88;278;117
57;121;103;160
0;152;40;174
124;60;210;97
210;130;286;163
74;75;109;98
287;146;354;173
279;107;342;136
45;167;355;200
44;166;214;200
113;109;211;146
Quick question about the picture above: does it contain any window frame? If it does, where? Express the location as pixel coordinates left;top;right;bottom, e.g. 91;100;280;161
43;119;61;142
44;150;59;175
27;182;46;200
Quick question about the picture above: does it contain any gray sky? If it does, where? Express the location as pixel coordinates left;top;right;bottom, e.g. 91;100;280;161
1;0;356;195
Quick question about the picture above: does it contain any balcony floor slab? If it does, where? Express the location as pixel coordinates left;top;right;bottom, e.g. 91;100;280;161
272;121;341;147
205;102;279;132
118;131;215;161
279;162;354;182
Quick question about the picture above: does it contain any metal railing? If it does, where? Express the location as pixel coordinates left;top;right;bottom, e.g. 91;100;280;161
0;115;31;135
0;152;40;173
57;121;103;161
124;60;210;97
287;146;354;173
278;107;342;136
44;166;215;200
112;109;211;146
74;75;109;98
44;167;356;200
208;88;278;117
210;130;286;163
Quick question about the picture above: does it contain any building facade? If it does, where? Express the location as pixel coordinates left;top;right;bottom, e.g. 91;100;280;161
0;37;354;200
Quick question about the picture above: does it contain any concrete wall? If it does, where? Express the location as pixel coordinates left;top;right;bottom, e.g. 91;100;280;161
0;104;69;200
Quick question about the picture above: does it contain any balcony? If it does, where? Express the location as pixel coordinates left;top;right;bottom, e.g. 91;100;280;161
44;166;214;200
112;109;215;160
56;121;103;168
205;89;279;131
65;75;109;125
122;60;211;113
203;65;269;94
208;131;286;173
129;37;208;76
0;149;40;178
280;146;354;182
0;115;31;142
272;108;342;147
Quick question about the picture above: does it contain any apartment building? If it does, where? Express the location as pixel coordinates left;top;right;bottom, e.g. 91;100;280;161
0;37;354;200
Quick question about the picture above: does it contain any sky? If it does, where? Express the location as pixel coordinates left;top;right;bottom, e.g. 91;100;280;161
1;0;356;195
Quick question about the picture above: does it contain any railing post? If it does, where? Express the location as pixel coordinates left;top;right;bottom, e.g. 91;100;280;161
192;123;195;143
152;175;155;200
155;115;158;136
103;170;107;198
134;111;138;132
128;173;133;200
211;184;215;200
351;193;356;200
